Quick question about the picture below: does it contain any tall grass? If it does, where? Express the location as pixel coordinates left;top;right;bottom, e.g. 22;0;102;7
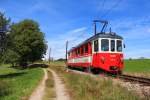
63;73;139;100
49;61;140;100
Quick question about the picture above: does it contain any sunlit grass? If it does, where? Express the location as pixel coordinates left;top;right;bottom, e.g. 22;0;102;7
124;59;150;73
0;65;44;100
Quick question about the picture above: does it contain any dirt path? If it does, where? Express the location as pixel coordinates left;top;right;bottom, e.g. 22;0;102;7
48;69;70;100
29;69;48;100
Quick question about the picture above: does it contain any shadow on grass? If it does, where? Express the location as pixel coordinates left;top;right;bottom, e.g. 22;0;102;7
0;72;26;79
28;64;49;68
9;63;49;70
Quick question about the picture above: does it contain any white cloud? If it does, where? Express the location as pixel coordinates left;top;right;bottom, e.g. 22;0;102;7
29;2;49;13
31;3;45;11
0;7;5;12
45;27;90;60
147;28;150;33
69;27;87;33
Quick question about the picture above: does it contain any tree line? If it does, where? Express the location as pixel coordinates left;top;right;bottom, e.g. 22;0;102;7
0;12;47;67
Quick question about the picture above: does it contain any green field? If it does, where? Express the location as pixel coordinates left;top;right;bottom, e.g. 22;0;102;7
124;59;150;73
51;59;150;73
0;65;44;100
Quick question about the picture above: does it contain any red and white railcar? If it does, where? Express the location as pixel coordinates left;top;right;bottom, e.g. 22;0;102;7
67;20;124;73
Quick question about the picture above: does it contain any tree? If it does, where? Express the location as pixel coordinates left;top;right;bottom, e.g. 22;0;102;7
0;12;10;59
1;49;20;67
57;58;66;61
8;19;47;66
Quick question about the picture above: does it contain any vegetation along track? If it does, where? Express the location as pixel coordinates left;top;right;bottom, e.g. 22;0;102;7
119;74;150;86
67;68;150;86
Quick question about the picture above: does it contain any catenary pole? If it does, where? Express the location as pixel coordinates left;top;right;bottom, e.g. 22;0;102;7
49;47;51;64
66;41;68;61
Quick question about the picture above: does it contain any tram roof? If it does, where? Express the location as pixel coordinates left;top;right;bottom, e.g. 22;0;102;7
68;32;123;52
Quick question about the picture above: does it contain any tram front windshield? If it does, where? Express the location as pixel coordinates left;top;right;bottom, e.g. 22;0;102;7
101;39;122;52
117;40;122;52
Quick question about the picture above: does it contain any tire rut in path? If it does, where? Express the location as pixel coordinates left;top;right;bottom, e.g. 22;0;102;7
48;69;70;100
29;69;48;100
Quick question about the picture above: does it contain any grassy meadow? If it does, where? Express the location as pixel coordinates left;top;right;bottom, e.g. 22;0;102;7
48;61;140;100
124;59;150;72
123;59;150;78
0;65;44;100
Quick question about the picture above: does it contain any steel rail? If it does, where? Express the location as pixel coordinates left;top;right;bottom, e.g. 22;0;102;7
119;75;150;85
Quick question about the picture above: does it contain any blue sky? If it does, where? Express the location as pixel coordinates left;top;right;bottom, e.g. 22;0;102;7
1;0;150;59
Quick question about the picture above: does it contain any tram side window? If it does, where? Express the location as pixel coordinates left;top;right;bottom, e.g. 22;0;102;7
111;40;115;52
76;50;78;56
101;39;109;51
77;48;80;55
117;40;122;52
84;44;88;53
94;40;99;52
70;51;72;56
77;49;79;55
81;47;84;55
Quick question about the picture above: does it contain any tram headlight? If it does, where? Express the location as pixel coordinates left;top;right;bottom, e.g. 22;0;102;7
110;66;118;70
120;58;123;64
101;57;105;64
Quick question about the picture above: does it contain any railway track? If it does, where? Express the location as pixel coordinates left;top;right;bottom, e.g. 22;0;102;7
67;68;150;86
119;75;150;86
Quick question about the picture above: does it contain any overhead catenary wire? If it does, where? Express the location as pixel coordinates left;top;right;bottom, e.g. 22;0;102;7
68;0;123;50
68;31;93;47
49;47;51;63
95;0;106;19
101;0;106;9
70;32;86;42
65;25;93;51
99;0;106;18
100;0;123;19
65;41;68;61
67;27;92;45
